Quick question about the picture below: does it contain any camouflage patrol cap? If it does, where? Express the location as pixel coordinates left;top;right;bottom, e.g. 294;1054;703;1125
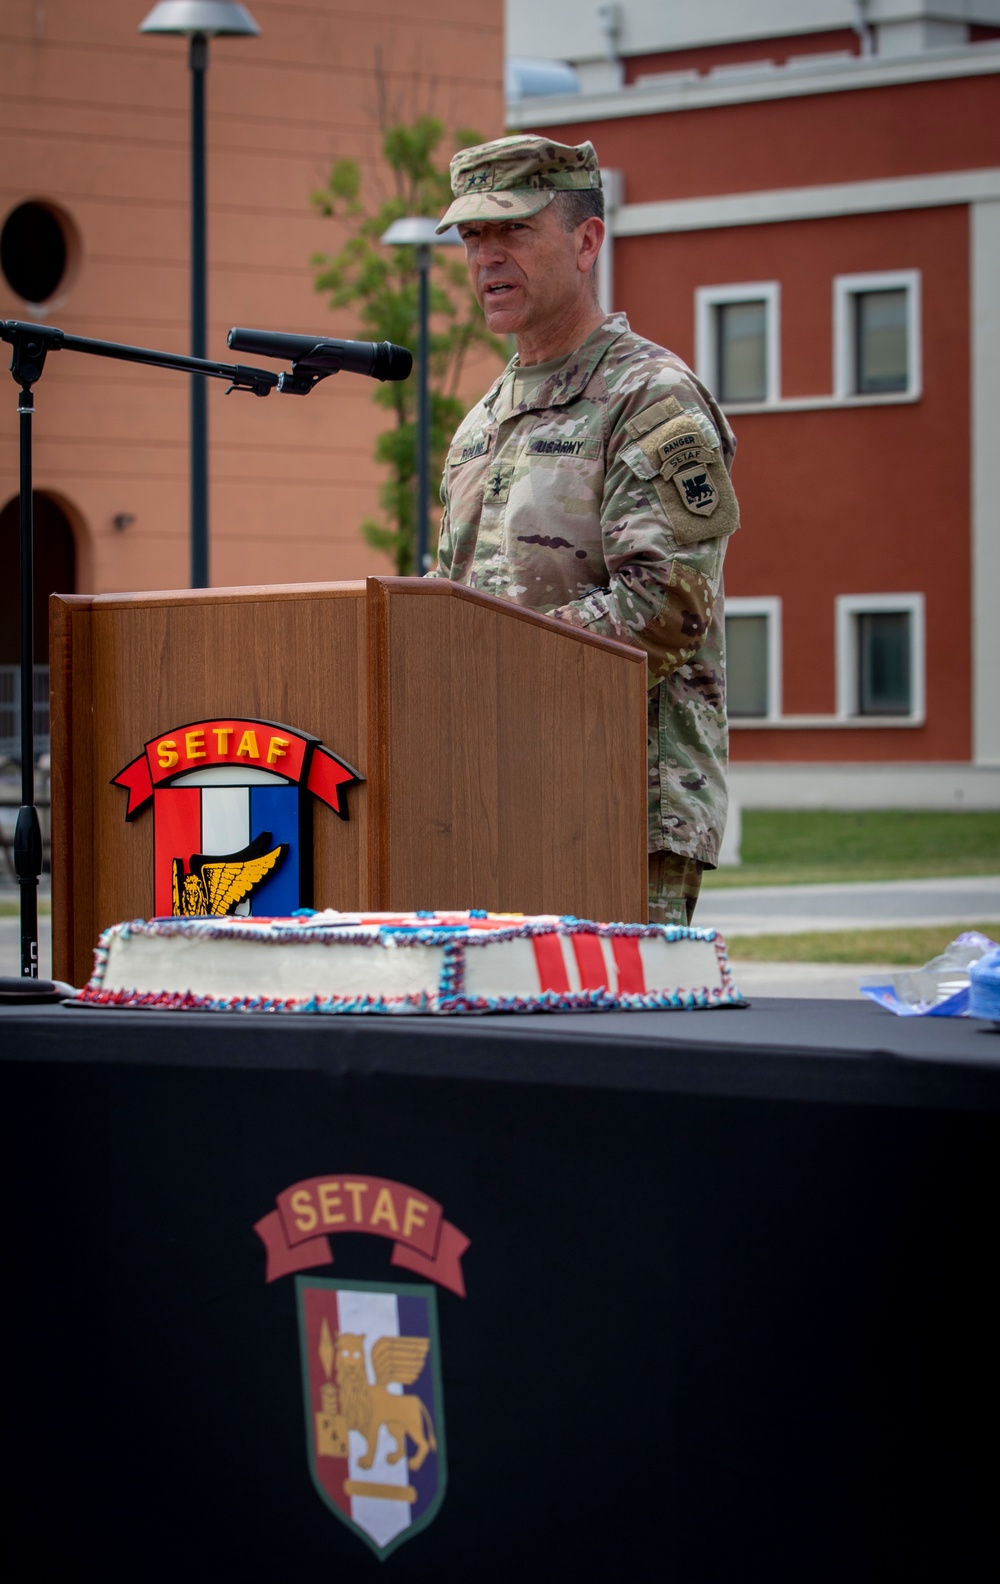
436;134;601;234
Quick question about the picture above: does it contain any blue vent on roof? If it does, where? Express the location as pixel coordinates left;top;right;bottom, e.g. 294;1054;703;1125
506;57;581;101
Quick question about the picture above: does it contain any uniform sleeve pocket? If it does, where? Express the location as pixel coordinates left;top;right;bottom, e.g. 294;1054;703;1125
620;439;659;481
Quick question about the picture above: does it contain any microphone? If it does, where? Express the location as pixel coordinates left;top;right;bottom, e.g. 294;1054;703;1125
227;327;412;385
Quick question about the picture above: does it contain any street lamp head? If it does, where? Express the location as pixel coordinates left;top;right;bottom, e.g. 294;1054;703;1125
381;218;462;248
139;1;260;36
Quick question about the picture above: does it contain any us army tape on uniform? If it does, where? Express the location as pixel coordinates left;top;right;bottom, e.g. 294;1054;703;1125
430;135;739;925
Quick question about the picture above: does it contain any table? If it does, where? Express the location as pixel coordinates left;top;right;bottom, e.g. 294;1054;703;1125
3;999;998;1581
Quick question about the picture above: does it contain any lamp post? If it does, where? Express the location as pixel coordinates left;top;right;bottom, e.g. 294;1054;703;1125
380;219;462;575
139;1;259;588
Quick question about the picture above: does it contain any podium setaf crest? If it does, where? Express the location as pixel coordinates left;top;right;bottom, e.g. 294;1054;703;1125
296;1277;446;1559
112;717;362;917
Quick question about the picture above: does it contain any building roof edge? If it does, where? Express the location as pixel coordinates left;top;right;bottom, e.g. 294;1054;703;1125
506;41;1000;127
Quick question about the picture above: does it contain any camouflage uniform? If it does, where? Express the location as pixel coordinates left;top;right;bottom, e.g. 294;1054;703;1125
433;139;739;923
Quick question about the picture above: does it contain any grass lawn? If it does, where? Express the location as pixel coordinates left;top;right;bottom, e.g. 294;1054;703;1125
728;921;999;965
705;809;1000;888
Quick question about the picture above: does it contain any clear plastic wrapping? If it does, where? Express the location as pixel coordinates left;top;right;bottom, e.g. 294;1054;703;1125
859;931;998;1017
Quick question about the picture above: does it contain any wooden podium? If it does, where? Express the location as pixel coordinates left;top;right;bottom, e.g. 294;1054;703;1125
49;576;648;985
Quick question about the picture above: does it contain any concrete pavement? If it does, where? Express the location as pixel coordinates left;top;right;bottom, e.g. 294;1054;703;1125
699;874;999;999
698;874;1000;938
727;961;894;999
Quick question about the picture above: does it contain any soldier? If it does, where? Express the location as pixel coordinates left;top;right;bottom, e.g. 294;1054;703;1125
430;134;739;925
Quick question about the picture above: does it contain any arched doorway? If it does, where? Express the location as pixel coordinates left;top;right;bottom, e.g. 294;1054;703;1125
0;491;77;757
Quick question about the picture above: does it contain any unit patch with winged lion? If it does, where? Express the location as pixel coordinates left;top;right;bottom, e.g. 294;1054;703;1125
112;716;362;917
170;830;287;916
324;1328;437;1473
297;1277;448;1560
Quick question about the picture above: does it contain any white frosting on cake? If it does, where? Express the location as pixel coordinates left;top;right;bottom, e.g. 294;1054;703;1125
638;933;725;990
463;934;552;999
101;925;444;1001
81;911;744;1015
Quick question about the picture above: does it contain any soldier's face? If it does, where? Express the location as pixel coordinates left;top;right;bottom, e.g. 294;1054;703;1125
458;205;602;343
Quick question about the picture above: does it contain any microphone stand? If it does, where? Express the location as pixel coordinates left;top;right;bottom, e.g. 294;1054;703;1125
1;319;282;979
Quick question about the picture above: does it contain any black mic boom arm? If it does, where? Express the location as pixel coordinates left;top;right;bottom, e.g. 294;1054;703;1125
1;320;280;396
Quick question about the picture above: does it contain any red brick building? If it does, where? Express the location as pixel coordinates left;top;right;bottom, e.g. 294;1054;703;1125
0;1;503;753
508;0;1000;810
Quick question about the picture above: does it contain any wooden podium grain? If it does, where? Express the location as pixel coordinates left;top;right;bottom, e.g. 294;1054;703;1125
50;577;648;985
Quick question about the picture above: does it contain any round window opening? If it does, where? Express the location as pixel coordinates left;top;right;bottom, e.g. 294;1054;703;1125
1;201;77;305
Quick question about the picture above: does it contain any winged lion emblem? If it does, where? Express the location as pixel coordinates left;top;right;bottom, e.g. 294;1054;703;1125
170;829;287;917
333;1329;437;1472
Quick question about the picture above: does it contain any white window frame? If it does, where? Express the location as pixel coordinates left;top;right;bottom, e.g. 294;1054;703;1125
725;596;783;721
596;167;623;314
695;282;781;407
835;592;925;723
833;269;922;401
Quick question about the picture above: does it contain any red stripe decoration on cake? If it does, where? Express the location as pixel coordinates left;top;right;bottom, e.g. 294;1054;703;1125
531;932;571;994
611;934;646;995
571;932;610;991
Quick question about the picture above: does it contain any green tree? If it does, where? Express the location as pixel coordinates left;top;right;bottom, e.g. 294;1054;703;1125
311;118;504;574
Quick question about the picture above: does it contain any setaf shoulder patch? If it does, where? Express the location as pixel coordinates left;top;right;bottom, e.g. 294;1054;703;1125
622;408;739;545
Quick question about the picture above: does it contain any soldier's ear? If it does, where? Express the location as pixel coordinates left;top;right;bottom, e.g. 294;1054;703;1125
576;216;604;277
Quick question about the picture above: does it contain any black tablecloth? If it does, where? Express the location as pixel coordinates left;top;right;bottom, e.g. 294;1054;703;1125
3;1000;998;1581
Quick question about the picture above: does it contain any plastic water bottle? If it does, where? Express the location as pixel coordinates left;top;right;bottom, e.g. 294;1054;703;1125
890;931;997;1013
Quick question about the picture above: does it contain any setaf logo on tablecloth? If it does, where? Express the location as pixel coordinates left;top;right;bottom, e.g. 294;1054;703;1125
254;1174;469;1559
112;718;362;917
298;1279;445;1560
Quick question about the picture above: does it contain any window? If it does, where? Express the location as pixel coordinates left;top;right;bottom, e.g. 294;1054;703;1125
834;271;921;400
1;200;78;306
857;611;911;713
696;283;780;406
725;597;781;719
855;290;908;393
836;594;925;721
716;301;767;402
